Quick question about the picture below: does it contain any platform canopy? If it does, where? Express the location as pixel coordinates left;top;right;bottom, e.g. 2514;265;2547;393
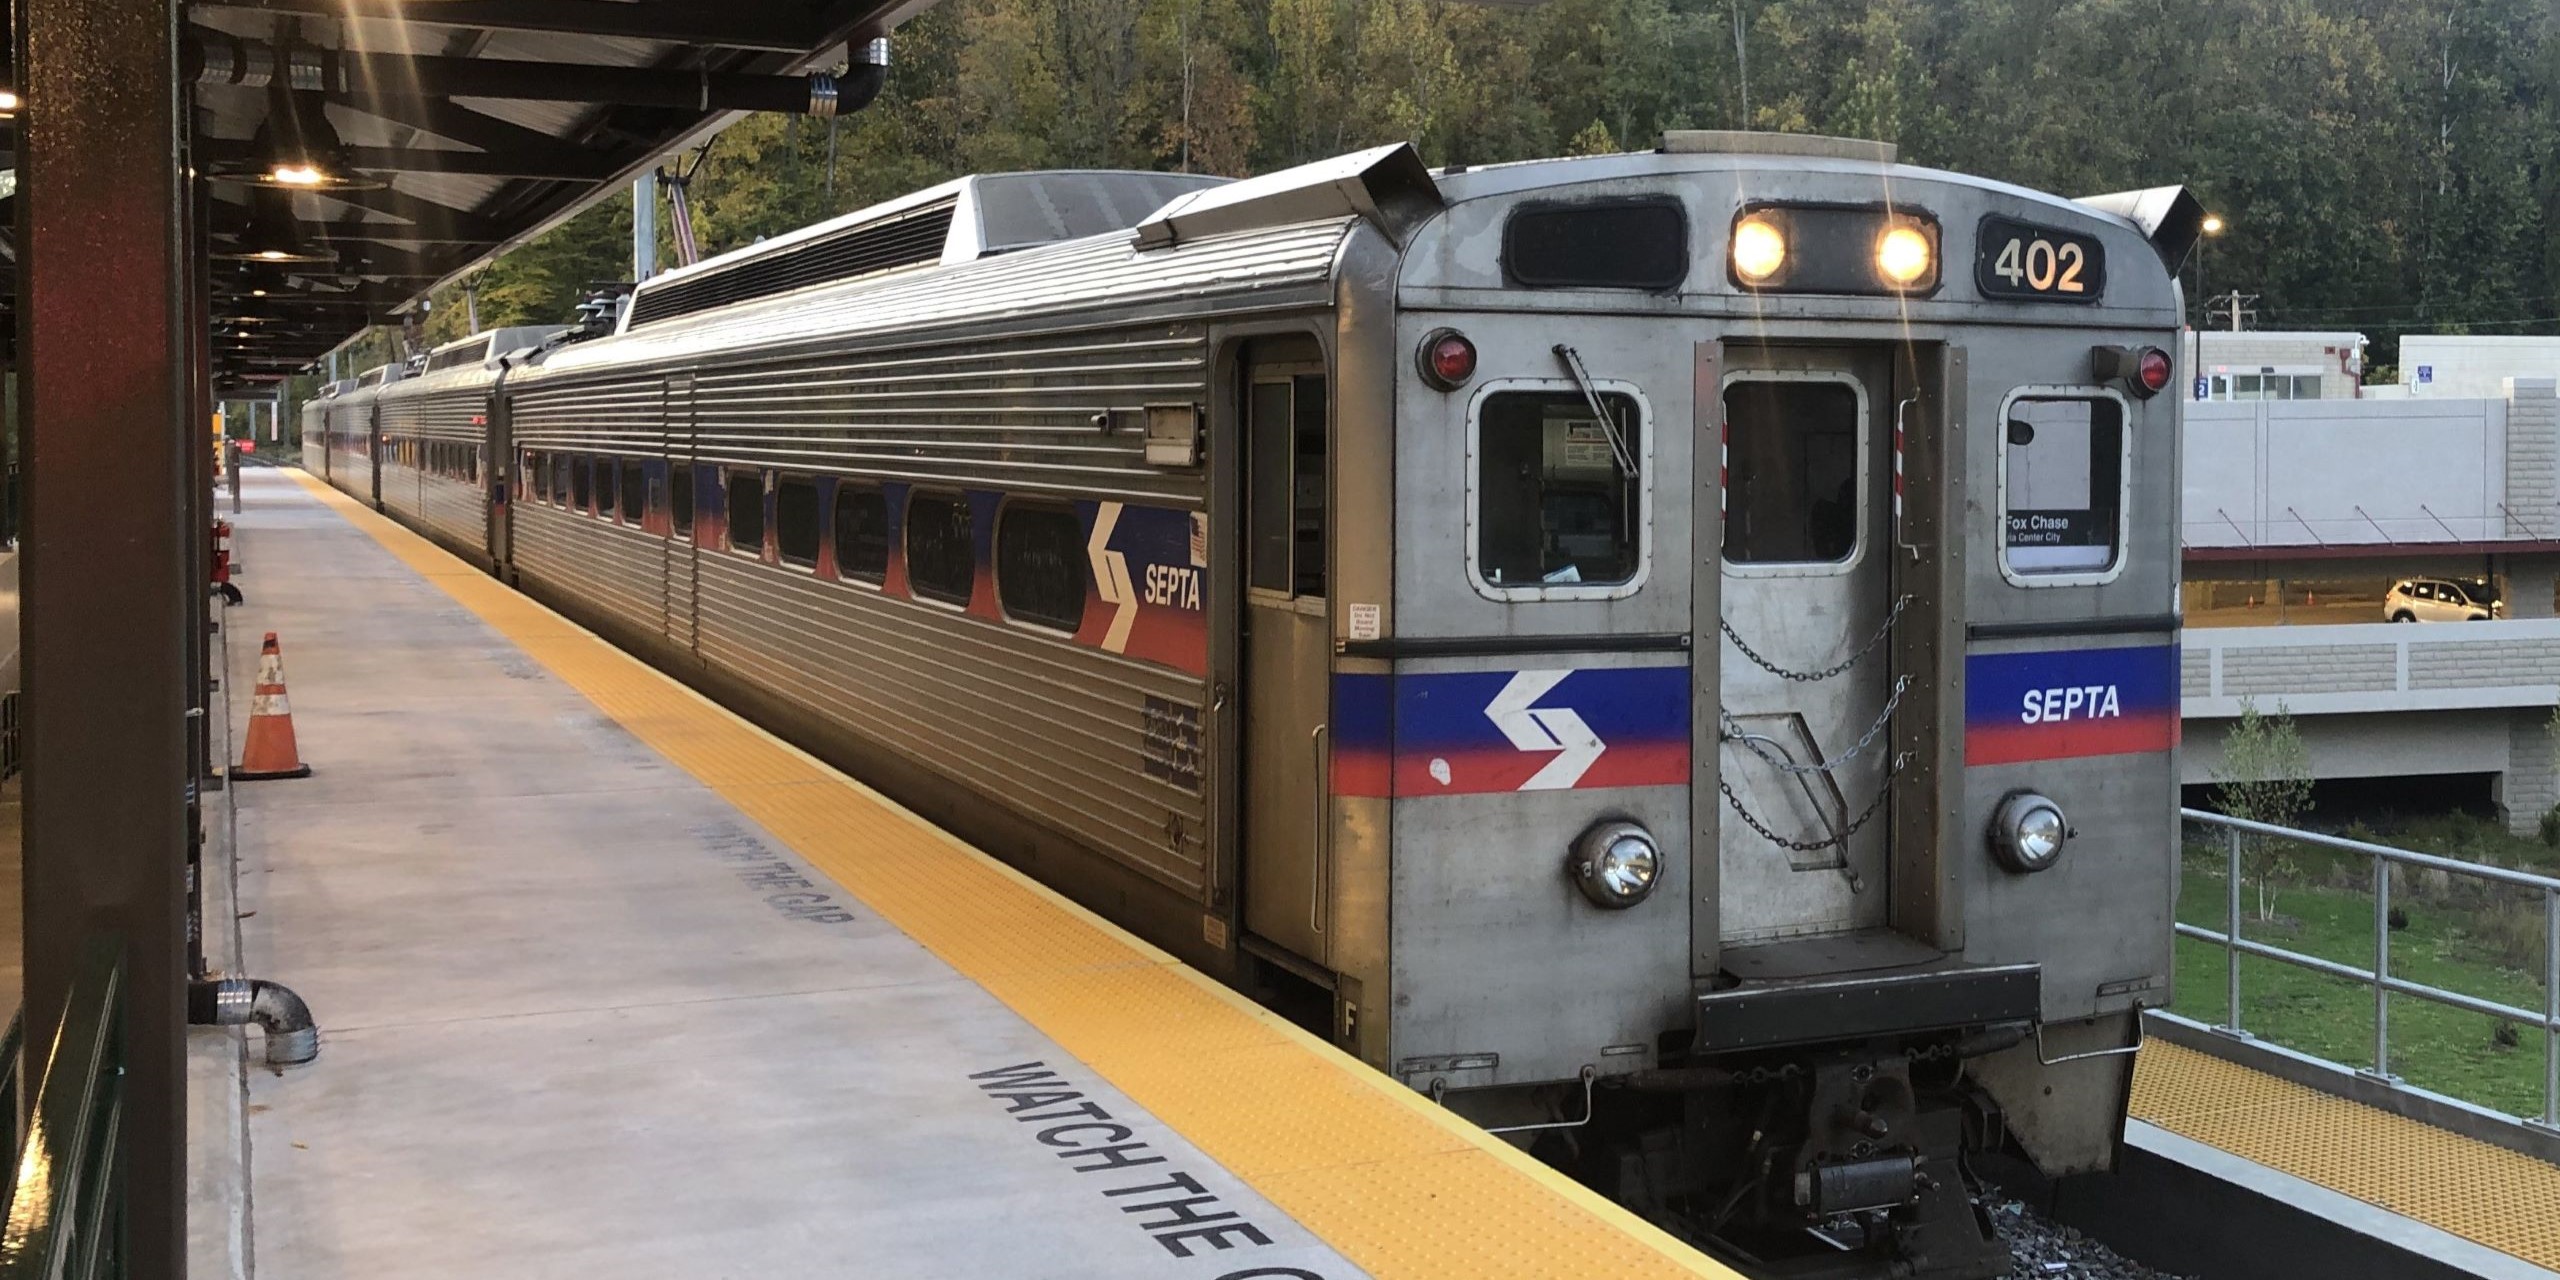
174;0;926;391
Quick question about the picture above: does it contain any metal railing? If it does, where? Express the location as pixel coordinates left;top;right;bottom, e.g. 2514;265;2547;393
2179;807;2560;1128
0;938;127;1280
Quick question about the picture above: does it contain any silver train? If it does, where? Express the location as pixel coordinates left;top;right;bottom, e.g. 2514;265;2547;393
303;135;2201;1278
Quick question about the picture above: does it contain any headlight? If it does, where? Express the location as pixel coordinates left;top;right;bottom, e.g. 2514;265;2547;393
1875;224;1933;287
1568;821;1661;909
1990;792;2068;873
1731;216;1787;284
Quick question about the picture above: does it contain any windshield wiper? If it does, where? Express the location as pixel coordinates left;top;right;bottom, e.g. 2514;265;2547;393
1553;344;1638;478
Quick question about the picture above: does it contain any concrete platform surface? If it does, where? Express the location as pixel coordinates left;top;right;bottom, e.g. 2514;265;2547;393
212;467;1727;1280
221;474;1357;1279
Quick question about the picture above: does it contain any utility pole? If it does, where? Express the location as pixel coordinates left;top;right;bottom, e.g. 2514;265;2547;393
632;171;658;284
2204;291;2258;333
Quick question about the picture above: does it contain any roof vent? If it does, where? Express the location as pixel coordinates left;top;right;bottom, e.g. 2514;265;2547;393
1135;143;1442;249
627;199;958;328
424;337;491;373
1658;131;1896;164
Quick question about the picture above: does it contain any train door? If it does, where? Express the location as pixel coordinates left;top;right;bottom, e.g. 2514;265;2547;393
487;384;513;571
665;374;699;654
1237;339;1333;968
367;403;384;510
1713;345;1897;946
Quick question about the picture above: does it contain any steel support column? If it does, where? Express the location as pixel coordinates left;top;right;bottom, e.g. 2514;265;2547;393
21;0;191;1271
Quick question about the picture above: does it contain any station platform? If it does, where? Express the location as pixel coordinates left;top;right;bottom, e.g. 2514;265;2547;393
195;466;1732;1280
2121;1033;2560;1277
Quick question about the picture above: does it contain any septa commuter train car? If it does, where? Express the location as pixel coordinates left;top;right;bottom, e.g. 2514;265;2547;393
307;137;2200;1279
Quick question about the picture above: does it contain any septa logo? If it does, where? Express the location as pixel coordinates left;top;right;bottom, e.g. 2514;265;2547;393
2021;685;2122;724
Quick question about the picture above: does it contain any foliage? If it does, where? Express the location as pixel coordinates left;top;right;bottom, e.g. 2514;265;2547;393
2213;699;2315;921
2173;868;2550;1119
360;0;2560;364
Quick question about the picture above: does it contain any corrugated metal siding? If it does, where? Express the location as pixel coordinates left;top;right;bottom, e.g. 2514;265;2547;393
324;399;372;501
377;381;495;550
299;403;327;473
494;220;1354;898
514;501;667;641
509;334;1267;895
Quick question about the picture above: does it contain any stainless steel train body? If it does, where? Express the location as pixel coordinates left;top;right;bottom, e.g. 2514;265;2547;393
328;138;2199;1277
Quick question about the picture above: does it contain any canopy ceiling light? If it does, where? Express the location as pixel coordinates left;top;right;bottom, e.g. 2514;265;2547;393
215;189;336;265
215;89;383;191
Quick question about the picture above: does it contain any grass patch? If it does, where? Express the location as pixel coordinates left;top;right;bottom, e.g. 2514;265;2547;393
2171;861;2554;1118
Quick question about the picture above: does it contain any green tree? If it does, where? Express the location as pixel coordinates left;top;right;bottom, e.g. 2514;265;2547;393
2213;699;2316;922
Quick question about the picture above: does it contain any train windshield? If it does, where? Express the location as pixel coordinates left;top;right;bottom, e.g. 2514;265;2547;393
1474;389;1642;591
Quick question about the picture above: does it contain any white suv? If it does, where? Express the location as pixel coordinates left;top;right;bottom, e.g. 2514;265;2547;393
2385;578;2502;622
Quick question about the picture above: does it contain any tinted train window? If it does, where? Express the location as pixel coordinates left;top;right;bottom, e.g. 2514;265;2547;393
467;449;479;484
2003;395;2126;579
620;461;644;521
552;455;571;507
998;504;1087;630
726;470;764;554
594;457;618;516
833;484;888;583
905;492;976;606
572;458;592;510
527;452;549;502
670;465;694;537
1474;389;1643;592
775;475;821;567
1248;374;1327;598
1724;379;1861;564
1503;197;1689;291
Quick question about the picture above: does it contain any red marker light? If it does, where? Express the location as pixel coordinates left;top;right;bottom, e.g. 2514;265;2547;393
1419;329;1477;391
2136;346;2173;397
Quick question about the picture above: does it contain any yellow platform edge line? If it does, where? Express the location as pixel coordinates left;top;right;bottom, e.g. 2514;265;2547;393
275;469;1737;1280
2130;1039;2560;1269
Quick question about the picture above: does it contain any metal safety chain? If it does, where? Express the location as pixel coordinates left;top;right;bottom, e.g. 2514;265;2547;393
1719;751;1909;854
1721;593;1912;684
1722;675;1910;778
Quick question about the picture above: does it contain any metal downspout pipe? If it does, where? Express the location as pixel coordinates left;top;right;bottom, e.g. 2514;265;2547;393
188;976;319;1066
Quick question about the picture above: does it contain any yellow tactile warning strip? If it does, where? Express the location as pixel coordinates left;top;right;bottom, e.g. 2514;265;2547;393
280;470;1733;1280
2132;1037;2560;1268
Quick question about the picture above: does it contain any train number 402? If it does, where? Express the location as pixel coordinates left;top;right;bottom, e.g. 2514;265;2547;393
1991;236;2087;294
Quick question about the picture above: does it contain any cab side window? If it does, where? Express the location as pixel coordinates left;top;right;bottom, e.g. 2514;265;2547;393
1472;388;1645;596
2000;394;2127;581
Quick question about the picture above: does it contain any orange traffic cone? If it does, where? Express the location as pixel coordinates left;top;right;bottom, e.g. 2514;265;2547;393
233;632;311;780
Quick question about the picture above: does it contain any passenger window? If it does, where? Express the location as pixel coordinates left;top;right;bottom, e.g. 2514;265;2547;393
998;503;1087;630
2002;395;2126;578
1247;374;1326;598
905;492;976;606
594;457;618;516
832;483;888;583
1475;389;1644;593
670;465;694;537
775;475;821;568
571;458;593;510
552;456;571;506
620;461;644;522
726;470;765;554
526;451;549;502
1724;379;1861;564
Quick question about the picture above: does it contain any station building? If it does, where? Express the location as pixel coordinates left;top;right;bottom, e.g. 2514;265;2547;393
2179;330;2560;830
